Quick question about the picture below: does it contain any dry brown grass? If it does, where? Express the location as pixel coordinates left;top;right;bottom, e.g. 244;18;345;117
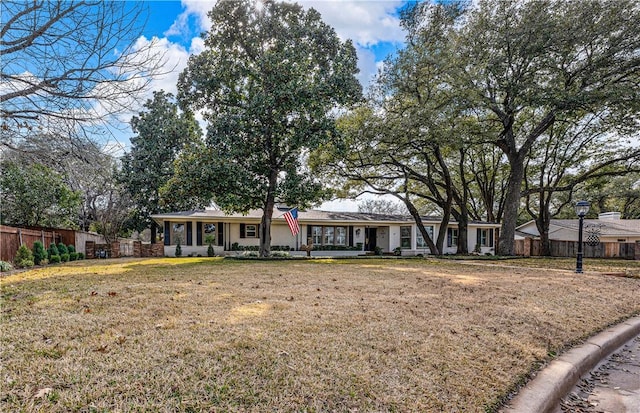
1;257;639;412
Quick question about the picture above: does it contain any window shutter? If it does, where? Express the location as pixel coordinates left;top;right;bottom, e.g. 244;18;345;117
477;228;482;247
489;228;494;247
196;222;202;246
218;222;224;246
447;228;452;247
186;222;193;246
240;223;246;238
164;221;170;246
348;226;354;247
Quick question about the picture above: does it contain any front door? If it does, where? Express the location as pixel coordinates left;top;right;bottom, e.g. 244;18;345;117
365;228;377;251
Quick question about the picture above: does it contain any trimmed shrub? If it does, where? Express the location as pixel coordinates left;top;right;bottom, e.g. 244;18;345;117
0;261;13;272
49;255;61;264
67;244;76;253
15;245;35;268
207;244;215;257
270;251;290;258
69;252;78;261
32;241;46;265
60;253;70;262
77;252;85;260
57;243;69;256
175;242;182;257
48;243;59;259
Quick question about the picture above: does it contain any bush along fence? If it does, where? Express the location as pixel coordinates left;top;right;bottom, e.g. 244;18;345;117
515;238;640;260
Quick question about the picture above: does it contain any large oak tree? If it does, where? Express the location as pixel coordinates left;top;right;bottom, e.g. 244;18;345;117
173;0;361;257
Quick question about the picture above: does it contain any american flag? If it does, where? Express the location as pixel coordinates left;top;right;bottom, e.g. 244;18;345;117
283;207;300;236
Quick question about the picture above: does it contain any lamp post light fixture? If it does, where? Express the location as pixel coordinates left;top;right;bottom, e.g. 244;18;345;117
575;201;590;273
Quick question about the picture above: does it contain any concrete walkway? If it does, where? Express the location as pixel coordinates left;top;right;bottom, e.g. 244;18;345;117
501;316;640;413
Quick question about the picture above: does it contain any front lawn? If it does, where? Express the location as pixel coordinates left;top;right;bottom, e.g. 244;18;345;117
1;257;639;411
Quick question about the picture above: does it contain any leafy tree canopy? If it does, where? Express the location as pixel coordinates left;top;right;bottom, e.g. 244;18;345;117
119;90;201;242
170;0;362;256
0;161;80;228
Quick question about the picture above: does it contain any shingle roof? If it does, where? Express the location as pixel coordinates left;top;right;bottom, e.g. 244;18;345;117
151;209;499;226
550;219;640;236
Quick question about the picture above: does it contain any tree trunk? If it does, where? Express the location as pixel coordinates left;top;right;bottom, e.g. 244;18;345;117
405;199;440;255
259;209;273;258
452;210;469;254
498;156;525;255
259;171;278;257
535;214;552;256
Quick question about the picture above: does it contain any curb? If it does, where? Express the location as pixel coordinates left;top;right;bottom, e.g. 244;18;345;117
501;315;640;413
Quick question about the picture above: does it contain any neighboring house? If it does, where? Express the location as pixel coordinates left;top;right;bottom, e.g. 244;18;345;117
516;213;640;243
151;208;501;257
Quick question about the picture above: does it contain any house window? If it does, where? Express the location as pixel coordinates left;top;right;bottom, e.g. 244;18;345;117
447;228;459;247
312;226;322;245
311;225;349;246
335;226;347;245
172;223;185;244
203;223;216;244
400;226;411;248
245;224;258;238
416;226;434;248
479;228;494;247
323;226;335;245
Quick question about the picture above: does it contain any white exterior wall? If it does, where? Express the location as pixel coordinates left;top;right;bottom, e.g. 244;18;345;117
160;218;499;257
353;226;365;248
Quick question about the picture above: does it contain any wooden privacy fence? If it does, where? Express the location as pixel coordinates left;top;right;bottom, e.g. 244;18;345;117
515;238;639;260
1;225;70;262
1;225;105;263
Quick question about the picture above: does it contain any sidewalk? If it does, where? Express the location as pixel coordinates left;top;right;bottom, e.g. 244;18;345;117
501;316;640;413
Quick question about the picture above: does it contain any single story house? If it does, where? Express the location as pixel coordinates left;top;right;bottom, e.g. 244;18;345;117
151;208;501;257
516;212;640;243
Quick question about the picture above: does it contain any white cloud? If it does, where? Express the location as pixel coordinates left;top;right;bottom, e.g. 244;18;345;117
303;1;406;46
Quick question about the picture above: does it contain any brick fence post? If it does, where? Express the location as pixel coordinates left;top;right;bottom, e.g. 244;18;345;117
133;241;141;258
85;241;95;259
110;242;120;258
152;243;164;257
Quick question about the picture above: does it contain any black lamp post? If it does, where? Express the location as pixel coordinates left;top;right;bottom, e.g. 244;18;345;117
575;201;590;273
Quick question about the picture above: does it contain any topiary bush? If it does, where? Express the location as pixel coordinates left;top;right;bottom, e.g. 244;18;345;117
67;244;76;253
175;242;182;257
69;252;78;261
48;243;59;259
32;241;46;265
14;245;35;268
57;243;69;256
49;255;61;264
205;234;216;257
77;252;85;260
60;253;70;262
